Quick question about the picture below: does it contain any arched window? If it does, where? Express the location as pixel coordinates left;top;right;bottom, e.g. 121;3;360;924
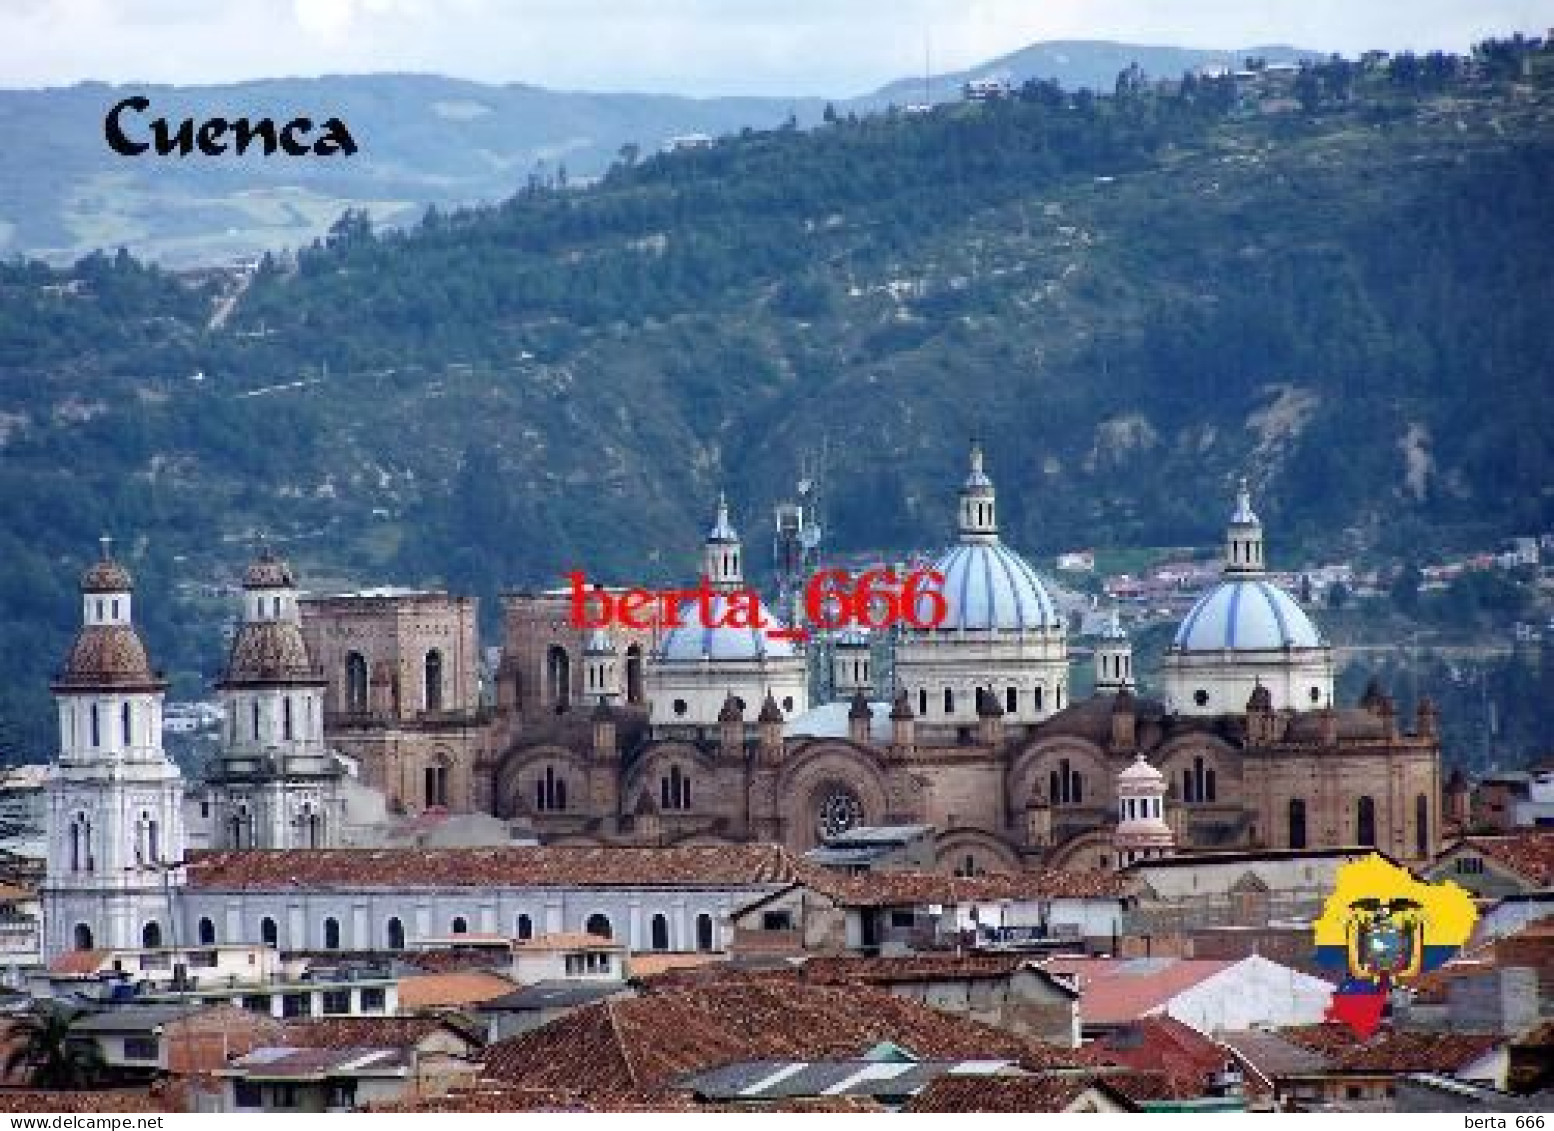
451;916;468;935
283;697;294;741
650;914;669;951
261;917;278;948
346;652;369;712
1006;687;1018;714
146;818;159;864
1056;686;1064;709
90;703;101;748
696;913;715;952
626;644;644;704
251;700;260;741
1357;796;1377;848
198;917;217;946
424;650;444;712
585;913;612;940
424;762;449;808
142;921;162;949
1035;686;1044;711
943;688;954;715
515;914;533;941
386;917;405;950
661;766;691;811
324;918;341;949
1415;794;1429;858
73;924;94;951
1049;770;1060;806
1288;798;1308;849
537;766;568;812
121;702;132;746
919;689;928;716
1184;757;1216;804
546;646;571;709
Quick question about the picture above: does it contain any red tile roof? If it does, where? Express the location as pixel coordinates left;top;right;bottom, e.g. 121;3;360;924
513;932;622;952
397;971;517;1010
1038;957;1238;1026
46;949;109;976
0;1090;170;1113
481;976;1088;1093
280;1016;484;1051
800;953;1044;986
1277;1023;1504;1074
1087;1015;1231;1097
793;865;1128;907
1454;831;1554;885
188;844;799;891
903;1073;1136;1112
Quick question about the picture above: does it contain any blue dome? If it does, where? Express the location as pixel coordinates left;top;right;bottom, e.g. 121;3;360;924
919;541;1060;632
654;592;796;661
1173;579;1323;651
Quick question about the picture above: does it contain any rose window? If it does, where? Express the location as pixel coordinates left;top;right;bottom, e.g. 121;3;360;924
818;788;864;840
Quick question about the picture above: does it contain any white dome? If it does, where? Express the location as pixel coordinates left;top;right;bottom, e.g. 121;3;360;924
654;592;796;661
1173;579;1323;652
919;541;1060;632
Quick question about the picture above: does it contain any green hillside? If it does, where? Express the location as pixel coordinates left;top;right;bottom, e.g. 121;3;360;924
1;41;1551;762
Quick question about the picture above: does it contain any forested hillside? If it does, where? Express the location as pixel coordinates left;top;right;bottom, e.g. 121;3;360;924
1;40;1551;759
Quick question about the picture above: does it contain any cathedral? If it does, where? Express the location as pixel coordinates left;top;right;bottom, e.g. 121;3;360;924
483;447;1442;873
38;447;1442;958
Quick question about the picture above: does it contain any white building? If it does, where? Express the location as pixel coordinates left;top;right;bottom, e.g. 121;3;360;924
1161;480;1335;716
42;542;188;959
204;547;345;851
644;495;808;729
894;444;1070;728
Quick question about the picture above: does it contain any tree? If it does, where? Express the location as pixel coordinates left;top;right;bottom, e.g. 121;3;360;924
822;102;838;124
1295;67;1322;113
3;1003;105;1089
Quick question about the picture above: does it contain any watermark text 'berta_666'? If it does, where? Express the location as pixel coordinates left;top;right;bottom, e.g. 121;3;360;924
568;567;948;642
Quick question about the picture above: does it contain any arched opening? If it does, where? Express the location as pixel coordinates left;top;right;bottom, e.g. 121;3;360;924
198;917;216;946
261;917;279;948
121;701;132;746
625;644;644;704
1006;687;1018;714
386;917;405;950
1288;798;1308;849
90;703;101;747
650;914;669;951
661;765;691;811
424;649;444;712
515;914;533;941
346;652;368;712
141;921;162;949
918;689;928;716
1357;796;1377;848
73;923;94;951
424;761;449;809
283;697;294;741
943;688;954;715
1035;686;1044;711
1415;793;1430;858
537;765;567;812
451;916;468;935
585;913;612;940
696;913;715;952
323;918;341;949
251;699;260;741
546;646;572;709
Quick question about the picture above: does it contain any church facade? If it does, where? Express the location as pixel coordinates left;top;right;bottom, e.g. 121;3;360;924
487;449;1442;873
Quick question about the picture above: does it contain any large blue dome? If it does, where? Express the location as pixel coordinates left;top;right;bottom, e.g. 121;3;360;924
1173;578;1323;651
920;541;1060;632
654;592;796;661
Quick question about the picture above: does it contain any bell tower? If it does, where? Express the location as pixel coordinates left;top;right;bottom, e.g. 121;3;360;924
43;539;186;958
209;546;342;850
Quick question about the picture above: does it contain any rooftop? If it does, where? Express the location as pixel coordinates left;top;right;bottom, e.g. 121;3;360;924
481;976;1088;1094
395;971;517;1010
1037;957;1242;1026
1448;830;1554;886
187;843;798;891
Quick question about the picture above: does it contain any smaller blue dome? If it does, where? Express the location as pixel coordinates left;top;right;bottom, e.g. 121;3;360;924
654;592;796;661
1173;579;1323;651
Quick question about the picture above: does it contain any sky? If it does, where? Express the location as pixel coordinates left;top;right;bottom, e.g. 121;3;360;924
2;0;1548;94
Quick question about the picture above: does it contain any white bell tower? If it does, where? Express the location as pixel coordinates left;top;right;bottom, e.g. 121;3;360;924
702;492;743;590
43;539;186;959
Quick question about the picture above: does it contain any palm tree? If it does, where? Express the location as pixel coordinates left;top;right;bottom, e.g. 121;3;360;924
3;1002;105;1089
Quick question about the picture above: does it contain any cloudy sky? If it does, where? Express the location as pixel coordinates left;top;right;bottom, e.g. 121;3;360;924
3;0;1547;94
